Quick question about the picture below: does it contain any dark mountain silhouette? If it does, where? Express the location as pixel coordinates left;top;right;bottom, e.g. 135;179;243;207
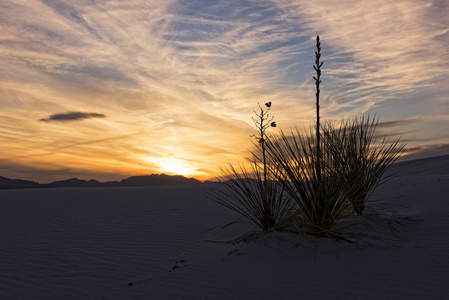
1;155;447;190
0;174;208;189
119;174;202;186
45;178;103;188
202;180;218;185
0;176;41;189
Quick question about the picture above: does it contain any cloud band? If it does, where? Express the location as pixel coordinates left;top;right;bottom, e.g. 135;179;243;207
40;112;106;122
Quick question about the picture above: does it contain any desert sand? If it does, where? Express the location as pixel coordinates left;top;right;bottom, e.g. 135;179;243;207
1;155;448;299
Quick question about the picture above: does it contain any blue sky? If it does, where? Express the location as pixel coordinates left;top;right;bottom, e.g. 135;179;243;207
1;0;448;182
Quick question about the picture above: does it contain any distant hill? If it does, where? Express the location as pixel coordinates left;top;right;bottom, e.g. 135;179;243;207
4;155;449;190
118;174;202;187
0;174;205;190
0;176;41;189
45;178;103;188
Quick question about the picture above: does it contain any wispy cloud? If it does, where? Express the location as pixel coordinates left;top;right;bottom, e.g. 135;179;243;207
271;0;449;114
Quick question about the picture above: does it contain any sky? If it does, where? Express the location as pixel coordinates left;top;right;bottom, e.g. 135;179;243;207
1;0;448;183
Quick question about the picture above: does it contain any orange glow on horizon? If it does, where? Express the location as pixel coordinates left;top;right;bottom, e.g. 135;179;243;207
157;159;193;177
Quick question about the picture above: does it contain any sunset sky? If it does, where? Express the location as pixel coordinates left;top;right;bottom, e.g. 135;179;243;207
1;0;448;183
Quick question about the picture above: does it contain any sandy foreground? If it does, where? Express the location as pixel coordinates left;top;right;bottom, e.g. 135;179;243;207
1;156;449;299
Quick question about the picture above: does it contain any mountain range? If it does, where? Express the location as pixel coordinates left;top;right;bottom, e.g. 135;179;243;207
0;174;213;190
2;154;448;190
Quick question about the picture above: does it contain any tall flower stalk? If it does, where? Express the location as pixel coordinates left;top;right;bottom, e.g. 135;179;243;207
265;36;352;233
313;36;323;182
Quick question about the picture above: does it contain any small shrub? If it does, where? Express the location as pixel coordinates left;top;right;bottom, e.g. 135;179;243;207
266;127;352;233
216;161;291;231
215;103;292;232
322;114;405;215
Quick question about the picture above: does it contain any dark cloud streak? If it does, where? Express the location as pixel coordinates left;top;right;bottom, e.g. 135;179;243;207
40;112;106;122
378;118;422;128
400;143;449;162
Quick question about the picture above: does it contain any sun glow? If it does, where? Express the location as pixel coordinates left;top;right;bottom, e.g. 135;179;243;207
158;159;192;176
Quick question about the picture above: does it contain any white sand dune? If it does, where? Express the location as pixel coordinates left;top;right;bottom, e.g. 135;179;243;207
1;155;449;299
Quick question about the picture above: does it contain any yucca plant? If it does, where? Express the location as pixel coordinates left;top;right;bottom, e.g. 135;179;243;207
262;35;358;234
266;127;352;233
216;160;291;231
215;102;292;232
322;115;405;215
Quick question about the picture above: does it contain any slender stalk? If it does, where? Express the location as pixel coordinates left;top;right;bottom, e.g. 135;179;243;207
259;106;268;185
252;102;275;186
313;36;323;182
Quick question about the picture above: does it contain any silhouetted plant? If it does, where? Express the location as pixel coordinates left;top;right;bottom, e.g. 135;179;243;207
266;127;352;233
322;115;405;215
217;35;405;237
252;102;276;185
215;102;291;232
